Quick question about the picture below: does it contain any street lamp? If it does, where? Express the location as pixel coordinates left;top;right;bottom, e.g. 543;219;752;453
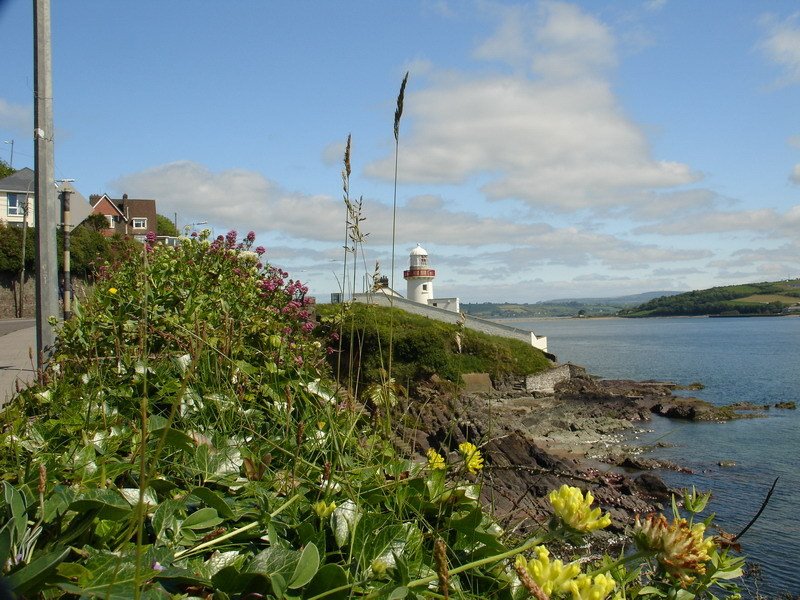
3;140;12;167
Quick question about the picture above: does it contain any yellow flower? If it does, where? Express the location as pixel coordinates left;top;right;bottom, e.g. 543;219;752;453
427;448;446;470
634;514;715;585
108;287;118;295
458;441;484;474
313;500;336;518
515;546;581;596
567;573;617;600
548;485;612;533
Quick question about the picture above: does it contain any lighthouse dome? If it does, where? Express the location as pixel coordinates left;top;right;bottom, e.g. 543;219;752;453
410;244;427;256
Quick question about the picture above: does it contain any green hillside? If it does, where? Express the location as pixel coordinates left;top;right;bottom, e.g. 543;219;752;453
461;292;680;318
619;279;800;317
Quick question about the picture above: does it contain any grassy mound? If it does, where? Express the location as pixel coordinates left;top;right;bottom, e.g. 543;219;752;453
316;303;551;393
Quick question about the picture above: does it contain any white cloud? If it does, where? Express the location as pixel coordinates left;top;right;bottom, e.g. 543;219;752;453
0;98;31;136
629;189;717;220
112;161;345;242
634;205;800;236
759;12;800;86
365;3;697;211
791;164;800;184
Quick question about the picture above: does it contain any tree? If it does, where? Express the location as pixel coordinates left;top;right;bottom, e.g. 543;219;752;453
0;159;15;179
156;214;179;237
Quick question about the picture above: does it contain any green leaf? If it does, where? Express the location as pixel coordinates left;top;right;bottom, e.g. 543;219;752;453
0;526;12;572
42;485;77;522
303;564;349;600
271;572;288;599
248;545;300;580
189;486;235;519
5;547;70;595
182;507;222;530
388;586;409;600
69;488;132;520
288;542;319;589
4;482;27;539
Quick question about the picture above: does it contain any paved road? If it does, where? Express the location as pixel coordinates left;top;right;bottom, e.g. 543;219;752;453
0;320;37;407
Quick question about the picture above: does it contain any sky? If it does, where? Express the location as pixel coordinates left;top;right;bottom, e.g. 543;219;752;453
2;0;800;303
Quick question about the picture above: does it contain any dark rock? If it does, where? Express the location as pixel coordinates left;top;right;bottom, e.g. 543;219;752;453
633;473;672;502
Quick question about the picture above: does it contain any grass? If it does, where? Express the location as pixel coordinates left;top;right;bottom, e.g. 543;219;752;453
316;302;552;394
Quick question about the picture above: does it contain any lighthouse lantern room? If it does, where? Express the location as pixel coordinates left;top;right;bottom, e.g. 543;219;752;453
404;244;435;304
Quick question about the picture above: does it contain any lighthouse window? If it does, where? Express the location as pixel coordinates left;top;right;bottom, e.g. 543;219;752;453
422;284;428;291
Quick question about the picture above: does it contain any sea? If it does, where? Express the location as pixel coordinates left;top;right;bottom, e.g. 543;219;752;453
509;316;800;598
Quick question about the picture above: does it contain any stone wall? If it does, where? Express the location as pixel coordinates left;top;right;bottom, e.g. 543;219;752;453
0;274;91;319
525;363;586;394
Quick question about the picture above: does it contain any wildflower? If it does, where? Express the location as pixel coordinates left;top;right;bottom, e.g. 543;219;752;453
145;230;157;245
313;500;336;518
255;245;266;255
458;441;484;474
634;513;715;585
566;573;616;600
108;287;118;295
548;485;611;533
427;448;446;470
515;547;581;597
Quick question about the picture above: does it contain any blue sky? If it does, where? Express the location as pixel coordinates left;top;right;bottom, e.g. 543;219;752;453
2;1;799;302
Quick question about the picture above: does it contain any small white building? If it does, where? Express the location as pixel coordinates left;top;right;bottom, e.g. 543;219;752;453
403;244;460;313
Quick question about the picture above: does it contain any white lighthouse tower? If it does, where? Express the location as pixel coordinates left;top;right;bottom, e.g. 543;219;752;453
404;244;435;304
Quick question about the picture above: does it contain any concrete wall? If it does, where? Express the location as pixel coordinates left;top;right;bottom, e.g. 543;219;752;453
353;292;547;352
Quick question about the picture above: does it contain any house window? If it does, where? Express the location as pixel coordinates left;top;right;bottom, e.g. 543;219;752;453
132;217;147;229
7;193;23;216
105;215;115;228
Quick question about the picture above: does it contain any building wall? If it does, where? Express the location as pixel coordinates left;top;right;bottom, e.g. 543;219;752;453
1;191;35;227
353;292;547;352
406;277;434;304
428;297;459;312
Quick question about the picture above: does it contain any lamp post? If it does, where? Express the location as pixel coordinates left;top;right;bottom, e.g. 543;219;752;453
3;140;12;167
57;179;75;319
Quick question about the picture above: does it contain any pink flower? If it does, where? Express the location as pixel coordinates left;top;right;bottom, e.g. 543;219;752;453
255;246;266;256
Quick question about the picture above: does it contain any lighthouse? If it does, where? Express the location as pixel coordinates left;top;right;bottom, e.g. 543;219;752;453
404;244;435;304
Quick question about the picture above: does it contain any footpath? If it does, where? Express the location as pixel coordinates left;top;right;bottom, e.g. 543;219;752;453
0;320;36;407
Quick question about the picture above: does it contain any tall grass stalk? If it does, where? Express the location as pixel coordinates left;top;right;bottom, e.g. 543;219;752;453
388;71;408;389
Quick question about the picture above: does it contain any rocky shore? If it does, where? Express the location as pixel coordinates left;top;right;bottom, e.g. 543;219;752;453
393;367;792;538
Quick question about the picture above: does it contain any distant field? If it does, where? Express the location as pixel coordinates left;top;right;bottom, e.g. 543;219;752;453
732;294;800;304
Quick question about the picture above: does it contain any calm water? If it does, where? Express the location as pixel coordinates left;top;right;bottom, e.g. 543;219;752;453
513;316;800;598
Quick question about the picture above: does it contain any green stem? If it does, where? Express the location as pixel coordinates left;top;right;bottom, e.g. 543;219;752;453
174;493;303;559
590;549;652;576
407;535;545;590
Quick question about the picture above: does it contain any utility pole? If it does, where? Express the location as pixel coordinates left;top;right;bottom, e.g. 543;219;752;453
34;0;59;363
